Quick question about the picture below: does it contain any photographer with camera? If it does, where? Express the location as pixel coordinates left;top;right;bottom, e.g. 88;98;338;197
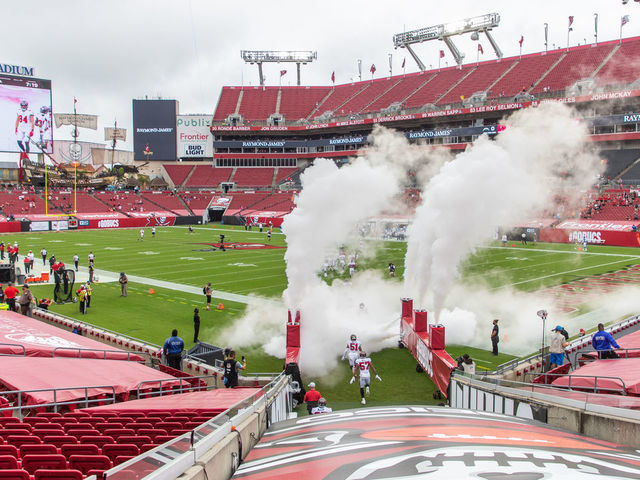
223;349;246;388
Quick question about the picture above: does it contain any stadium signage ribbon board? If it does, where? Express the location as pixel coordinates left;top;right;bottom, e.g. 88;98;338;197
176;114;213;158
210;88;640;133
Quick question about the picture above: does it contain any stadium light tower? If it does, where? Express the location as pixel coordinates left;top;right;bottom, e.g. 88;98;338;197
393;13;503;69
241;50;317;86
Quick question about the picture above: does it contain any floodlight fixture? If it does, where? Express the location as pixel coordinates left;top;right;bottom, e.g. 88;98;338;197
393;13;503;69
241;50;317;85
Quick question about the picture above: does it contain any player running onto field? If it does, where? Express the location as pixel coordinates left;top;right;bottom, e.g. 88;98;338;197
342;334;362;368
350;350;381;405
152;227;156;238
139;229;144;241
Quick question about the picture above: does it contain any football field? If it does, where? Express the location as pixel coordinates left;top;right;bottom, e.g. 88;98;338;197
5;225;640;411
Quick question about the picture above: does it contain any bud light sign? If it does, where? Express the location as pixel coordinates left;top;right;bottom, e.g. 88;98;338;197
177;115;212;158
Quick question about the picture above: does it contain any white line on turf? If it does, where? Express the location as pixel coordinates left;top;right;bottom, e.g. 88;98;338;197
492;256;640;289
481;245;640;258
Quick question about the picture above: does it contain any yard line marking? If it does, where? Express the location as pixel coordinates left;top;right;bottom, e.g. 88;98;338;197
492;256;640;289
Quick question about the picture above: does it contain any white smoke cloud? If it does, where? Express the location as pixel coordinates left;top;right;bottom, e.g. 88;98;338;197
404;103;603;317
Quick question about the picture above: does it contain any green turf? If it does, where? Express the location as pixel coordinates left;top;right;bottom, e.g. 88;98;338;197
6;227;640;410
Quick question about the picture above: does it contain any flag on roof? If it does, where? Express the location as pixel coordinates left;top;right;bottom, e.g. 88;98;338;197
568;16;574;27
478;44;483;54
280;70;287;76
622;15;630;27
401;58;406;68
370;64;376;74
519;35;524;47
439;50;445;58
331;71;335;83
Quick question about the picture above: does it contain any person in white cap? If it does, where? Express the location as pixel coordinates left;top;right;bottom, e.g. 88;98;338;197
304;381;322;414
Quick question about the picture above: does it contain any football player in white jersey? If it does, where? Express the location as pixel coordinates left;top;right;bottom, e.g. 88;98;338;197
350;350;382;405
15;99;34;153
35;106;51;150
342;334;362;368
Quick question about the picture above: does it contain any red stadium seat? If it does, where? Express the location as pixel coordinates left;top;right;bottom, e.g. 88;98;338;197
102;428;135;439
2;423;32;432
170;429;191;436
68;454;112;475
0;470;31;480
141;443;156;452
32;429;65;438
42;436;77;448
19;443;58;457
62;413;89;420
54;419;79;427
90;412;118;419
114;455;135;466
156;422;181;432
7;435;42;448
33;423;62;431
78;435;114;449
34;470;84;480
117;435;152;449
60;444;100;458
62;423;91;432
21;418;48;427
169;416;190;424
21;454;68;474
64;429;97;438
120;412;146;420
154;435;176;444
124;422;153;433
94;421;124;431
0;418;20;426
0;445;19;458
0;455;20;469
136;428;167;440
35;413;62;420
101;443;139;461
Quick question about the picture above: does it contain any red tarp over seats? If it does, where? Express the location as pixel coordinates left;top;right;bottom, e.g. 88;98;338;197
0;357;180;406
617;329;640;356
0;311;143;361
551;358;640;395
80;388;263;415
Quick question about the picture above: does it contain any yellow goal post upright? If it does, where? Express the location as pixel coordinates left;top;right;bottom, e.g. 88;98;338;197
44;161;78;217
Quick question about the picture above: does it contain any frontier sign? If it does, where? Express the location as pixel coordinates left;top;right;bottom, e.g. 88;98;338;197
0;63;34;76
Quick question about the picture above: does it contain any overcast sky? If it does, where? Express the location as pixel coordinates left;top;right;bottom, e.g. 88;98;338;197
3;0;639;149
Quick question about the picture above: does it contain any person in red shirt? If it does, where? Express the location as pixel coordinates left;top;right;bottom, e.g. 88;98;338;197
303;382;322;415
4;282;20;312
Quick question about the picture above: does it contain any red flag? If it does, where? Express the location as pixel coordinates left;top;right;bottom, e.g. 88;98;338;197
280;70;287;77
478;44;483;54
568;16;574;28
74;97;77;104
370;64;376;74
439;50;445;58
331;71;335;83
519;35;524;47
401;58;406;68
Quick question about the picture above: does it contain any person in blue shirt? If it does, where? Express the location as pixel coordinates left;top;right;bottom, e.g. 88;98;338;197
592;323;620;359
163;329;185;370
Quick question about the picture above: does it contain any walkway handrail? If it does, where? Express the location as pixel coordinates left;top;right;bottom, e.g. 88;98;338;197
0;384;118;419
135;375;217;398
0;342;26;356
52;346;148;362
523;372;627;395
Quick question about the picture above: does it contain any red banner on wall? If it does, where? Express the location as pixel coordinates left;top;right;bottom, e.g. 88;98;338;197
77;215;176;230
400;310;457;397
540;227;640;247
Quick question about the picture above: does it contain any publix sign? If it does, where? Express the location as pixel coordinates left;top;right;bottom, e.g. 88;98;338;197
176;115;212;158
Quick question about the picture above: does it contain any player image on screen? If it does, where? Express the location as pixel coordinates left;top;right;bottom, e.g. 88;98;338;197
15;99;34;153
35;105;51;151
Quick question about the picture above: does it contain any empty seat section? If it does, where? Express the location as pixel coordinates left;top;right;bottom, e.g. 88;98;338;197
490;52;563;98
232;168;275;188
0;469;30;480
179;192;215;213
314;83;369;118
185;166;232;188
339;78;398;115
34;470;84;480
68;454;112;475
404;67;470;108
365;73;434;113
278;87;332;121
437;60;516;105
532;44;615;94
0;192;62;217
226;193;270;214
70;193;112;214
163;164;194;187
237;88;279;121
275;167;298;184
21;454;68;474
139;191;186;214
102;443;139;462
596;38;640;86
213;87;242;121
